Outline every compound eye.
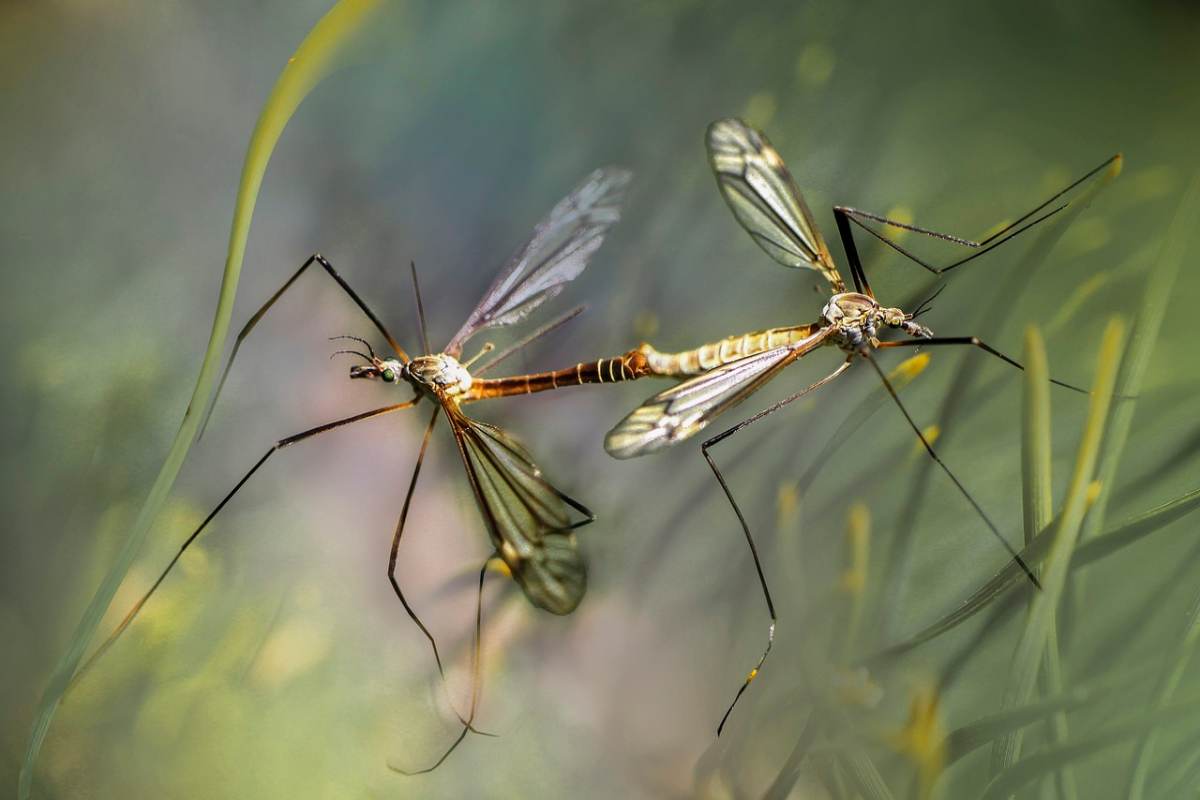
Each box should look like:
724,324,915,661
381,368,396,383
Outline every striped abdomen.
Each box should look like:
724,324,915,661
636,323,823,377
465,349,653,401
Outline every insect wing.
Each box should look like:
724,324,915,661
445,167,632,356
446,405,587,615
707,118,845,292
605,328,831,458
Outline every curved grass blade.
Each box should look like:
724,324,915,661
979,688,1200,800
879,162,1118,636
869,482,1200,664
1124,589,1200,798
18,3,390,796
940,659,1151,765
1019,324,1077,798
988,317,1125,779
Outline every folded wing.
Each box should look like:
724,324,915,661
445,405,588,615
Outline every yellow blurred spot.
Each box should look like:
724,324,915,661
881,205,915,244
488,557,512,578
1131,164,1175,201
1109,152,1124,178
742,91,777,128
747,667,759,682
795,42,835,87
891,353,930,387
834,666,883,709
912,424,940,457
633,309,660,340
1041,165,1073,197
1063,217,1111,256
776,481,799,529
250,617,332,688
1086,480,1103,506
887,682,945,800
840,504,870,596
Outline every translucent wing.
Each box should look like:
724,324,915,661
707,118,846,292
445,167,633,356
605,327,833,459
444,404,588,615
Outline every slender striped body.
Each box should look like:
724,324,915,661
465,349,652,401
636,323,824,377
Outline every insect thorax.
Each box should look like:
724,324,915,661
405,354,473,396
821,292,912,349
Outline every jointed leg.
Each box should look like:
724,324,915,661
877,336,1088,394
70,397,419,689
200,253,408,435
701,358,853,735
388,406,447,676
860,352,1041,588
832,154,1120,282
391,556,493,775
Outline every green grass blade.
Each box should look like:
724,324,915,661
1021,325,1053,549
1081,172,1200,544
1019,324,1078,798
17,3,390,797
1125,590,1200,798
867,481,1200,665
879,163,1119,637
979,688,1200,800
988,317,1125,782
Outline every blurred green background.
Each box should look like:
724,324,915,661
4,0,1200,797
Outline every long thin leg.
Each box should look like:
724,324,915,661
70,397,420,688
701,358,853,736
199,253,408,436
877,336,1088,394
860,351,1041,588
832,154,1120,280
391,556,493,775
388,406,446,675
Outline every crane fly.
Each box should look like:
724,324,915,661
75,167,659,773
606,118,1120,733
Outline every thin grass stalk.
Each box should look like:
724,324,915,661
987,317,1125,787
17,3,391,796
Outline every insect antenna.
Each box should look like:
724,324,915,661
911,284,947,319
329,349,372,362
861,352,1042,589
329,334,376,359
410,260,432,355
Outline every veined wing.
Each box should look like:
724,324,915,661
707,118,846,292
445,167,633,357
444,403,588,615
605,327,833,459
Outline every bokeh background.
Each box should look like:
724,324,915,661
4,1,1200,797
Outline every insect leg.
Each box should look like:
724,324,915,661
860,351,1041,588
70,397,420,689
390,556,494,775
387,406,448,674
702,358,853,736
877,337,1087,394
832,154,1120,279
199,253,408,436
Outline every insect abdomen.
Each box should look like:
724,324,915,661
638,324,820,377
466,349,653,400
